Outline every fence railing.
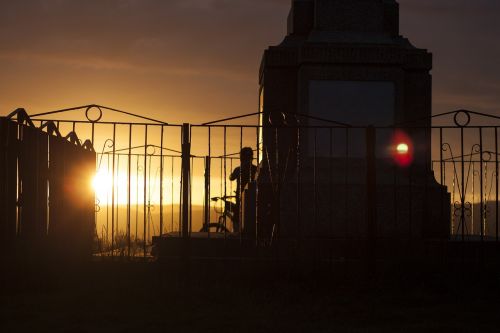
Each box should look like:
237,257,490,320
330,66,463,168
4,106,500,260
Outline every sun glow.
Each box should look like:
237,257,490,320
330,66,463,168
91,168,211,206
390,130,414,167
92,169,129,203
396,143,409,154
92,170,112,194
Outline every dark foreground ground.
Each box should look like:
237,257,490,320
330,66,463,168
1,259,500,333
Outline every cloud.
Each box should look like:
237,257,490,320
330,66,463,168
0,0,499,120
0,50,255,83
398,0,500,114
0,0,290,77
0,0,291,120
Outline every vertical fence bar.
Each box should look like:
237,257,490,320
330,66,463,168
366,126,377,274
111,124,116,258
256,126,260,243
106,154,110,248
171,156,174,234
438,127,446,240
220,157,223,225
91,123,95,147
460,127,465,242
345,128,349,241
160,126,164,236
127,125,132,257
91,121,96,248
479,128,484,242
229,158,233,228
116,155,120,252
189,156,193,236
16,123,23,239
496,127,499,242
204,156,211,235
179,156,182,238
296,126,301,246
273,126,279,241
472,162,475,235
393,153,398,233
223,126,227,236
239,127,243,237
408,163,413,239
181,123,191,239
135,155,139,244
16,122,21,238
143,125,148,257
439,129,444,185
181,123,191,286
313,128,317,239
147,153,152,244
329,128,333,238
452,165,456,237
207,127,211,237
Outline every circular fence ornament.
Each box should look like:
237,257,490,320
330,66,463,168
146,145,156,156
453,110,471,127
453,201,472,218
85,105,103,123
483,151,492,162
284,113,299,126
268,112,286,126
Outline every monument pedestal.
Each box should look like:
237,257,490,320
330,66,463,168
278,161,450,240
257,0,450,245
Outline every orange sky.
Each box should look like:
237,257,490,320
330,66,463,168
1,0,499,125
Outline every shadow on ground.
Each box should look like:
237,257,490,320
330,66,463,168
1,259,500,333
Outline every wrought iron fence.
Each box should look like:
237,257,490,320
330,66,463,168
4,105,500,261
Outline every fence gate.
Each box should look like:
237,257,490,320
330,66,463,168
0,109,95,260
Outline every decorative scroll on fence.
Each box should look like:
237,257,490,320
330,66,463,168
0,109,95,259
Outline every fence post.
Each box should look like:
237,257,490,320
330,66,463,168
181,123,191,239
366,126,377,277
204,156,211,234
180,123,191,287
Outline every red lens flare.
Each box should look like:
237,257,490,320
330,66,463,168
391,130,413,167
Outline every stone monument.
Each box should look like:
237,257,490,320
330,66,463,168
257,0,450,250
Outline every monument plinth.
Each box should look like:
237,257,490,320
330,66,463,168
258,0,450,244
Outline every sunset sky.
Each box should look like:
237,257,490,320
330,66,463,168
1,0,499,125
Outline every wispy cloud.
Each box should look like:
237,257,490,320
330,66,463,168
0,50,255,83
0,0,499,120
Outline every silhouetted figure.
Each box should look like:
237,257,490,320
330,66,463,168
229,147,257,232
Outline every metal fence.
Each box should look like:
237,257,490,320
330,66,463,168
11,105,500,261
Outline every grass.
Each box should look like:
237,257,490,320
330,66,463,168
1,261,500,332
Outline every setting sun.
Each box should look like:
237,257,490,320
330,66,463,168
92,170,112,195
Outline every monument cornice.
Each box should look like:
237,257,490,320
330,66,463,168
262,44,432,71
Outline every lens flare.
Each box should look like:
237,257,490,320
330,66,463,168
396,143,409,154
391,131,413,167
